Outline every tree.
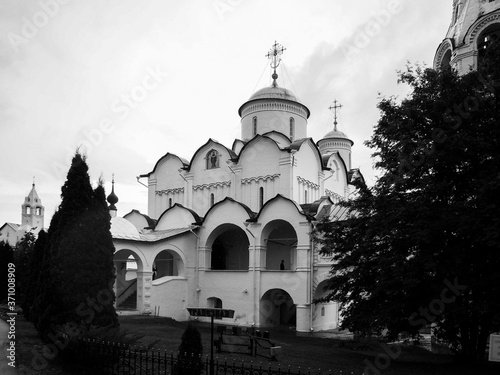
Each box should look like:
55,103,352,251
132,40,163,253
35,152,118,340
14,231,36,315
314,43,500,362
0,241,14,302
22,230,47,321
178,323,203,375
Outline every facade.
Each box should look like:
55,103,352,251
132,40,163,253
434,0,500,74
110,43,364,332
0,183,45,247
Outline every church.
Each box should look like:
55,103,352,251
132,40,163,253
0,182,45,247
109,42,364,333
109,0,500,332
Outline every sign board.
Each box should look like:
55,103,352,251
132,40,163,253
489,334,500,362
187,307,235,319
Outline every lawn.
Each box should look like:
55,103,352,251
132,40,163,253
12,313,500,375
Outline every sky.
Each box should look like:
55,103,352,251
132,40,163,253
0,0,453,227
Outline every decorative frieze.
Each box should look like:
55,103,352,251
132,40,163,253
241,174,280,184
297,176,319,189
156,188,184,195
192,181,231,190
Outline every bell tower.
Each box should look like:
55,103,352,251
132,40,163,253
434,0,500,74
21,179,44,230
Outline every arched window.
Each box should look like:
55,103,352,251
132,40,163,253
304,190,308,204
26,207,31,215
35,207,41,215
210,193,215,207
207,149,219,169
478,24,500,61
289,117,295,140
259,187,264,209
253,116,257,136
168,198,172,208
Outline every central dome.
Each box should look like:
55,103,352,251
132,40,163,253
248,85,299,102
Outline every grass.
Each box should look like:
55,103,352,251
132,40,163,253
10,312,500,375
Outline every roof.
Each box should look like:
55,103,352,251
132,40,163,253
0,223,19,231
248,85,298,102
110,217,193,242
238,83,311,118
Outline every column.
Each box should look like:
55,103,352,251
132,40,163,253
296,304,311,332
136,271,153,315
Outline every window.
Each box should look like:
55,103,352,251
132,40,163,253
168,198,172,208
478,24,500,60
35,207,41,215
206,149,219,169
253,116,257,136
210,193,215,207
259,187,264,209
304,190,308,204
289,118,295,140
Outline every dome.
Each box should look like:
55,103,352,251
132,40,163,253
323,128,351,141
248,85,299,102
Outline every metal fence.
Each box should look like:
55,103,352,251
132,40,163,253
73,339,331,375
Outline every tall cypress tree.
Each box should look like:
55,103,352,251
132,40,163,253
21,230,47,321
36,152,118,340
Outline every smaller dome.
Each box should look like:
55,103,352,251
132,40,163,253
248,85,298,102
107,190,118,206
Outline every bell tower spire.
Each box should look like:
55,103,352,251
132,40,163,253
21,179,44,230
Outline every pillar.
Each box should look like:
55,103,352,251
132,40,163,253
296,304,311,332
136,271,153,315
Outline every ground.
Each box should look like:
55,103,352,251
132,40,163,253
8,309,500,375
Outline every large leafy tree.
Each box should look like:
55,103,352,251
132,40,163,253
35,152,118,340
315,42,500,362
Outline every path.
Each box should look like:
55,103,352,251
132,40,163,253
0,317,18,375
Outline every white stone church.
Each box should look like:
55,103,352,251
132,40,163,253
109,42,365,333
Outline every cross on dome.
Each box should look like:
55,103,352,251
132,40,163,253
328,100,343,131
266,41,286,87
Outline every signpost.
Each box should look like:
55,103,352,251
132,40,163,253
186,308,235,375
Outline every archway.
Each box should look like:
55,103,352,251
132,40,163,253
312,280,339,331
478,23,500,61
260,289,296,327
153,250,184,280
262,220,297,270
208,224,249,270
114,249,142,310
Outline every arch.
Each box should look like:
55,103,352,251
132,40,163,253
207,297,222,309
260,289,296,327
477,22,500,60
114,248,144,310
467,12,500,46
261,219,298,270
206,223,250,270
312,279,339,331
434,39,454,71
152,249,185,280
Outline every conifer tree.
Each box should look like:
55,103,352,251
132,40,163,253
22,230,47,321
36,152,118,340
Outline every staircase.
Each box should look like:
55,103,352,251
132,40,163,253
117,291,137,310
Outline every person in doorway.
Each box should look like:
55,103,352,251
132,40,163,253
280,260,285,270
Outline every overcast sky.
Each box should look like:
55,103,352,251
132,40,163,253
0,0,453,227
